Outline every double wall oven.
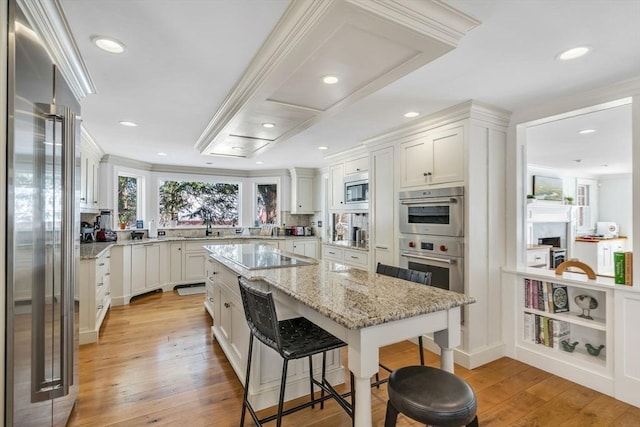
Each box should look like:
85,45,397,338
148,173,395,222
398,187,464,295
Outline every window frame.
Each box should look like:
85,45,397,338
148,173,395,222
116,171,145,229
255,180,280,226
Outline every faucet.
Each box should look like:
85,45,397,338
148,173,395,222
205,221,212,236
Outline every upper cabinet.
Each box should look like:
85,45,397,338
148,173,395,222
329,163,345,210
399,124,464,188
344,156,368,175
80,127,103,213
289,167,315,214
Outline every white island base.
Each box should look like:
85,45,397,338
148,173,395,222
206,257,344,411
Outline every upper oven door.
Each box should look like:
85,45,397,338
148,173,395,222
399,195,463,236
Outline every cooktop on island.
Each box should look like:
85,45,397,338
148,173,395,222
209,243,315,270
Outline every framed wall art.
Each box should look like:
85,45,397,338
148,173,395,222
533,175,563,201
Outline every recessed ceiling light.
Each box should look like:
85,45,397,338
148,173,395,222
119,121,138,127
232,146,243,151
404,111,420,118
91,35,126,54
318,146,329,150
322,75,339,85
578,129,596,134
556,46,590,61
157,152,167,156
255,161,264,165
573,159,582,163
262,123,275,128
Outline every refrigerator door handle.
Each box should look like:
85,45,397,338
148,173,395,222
31,103,75,402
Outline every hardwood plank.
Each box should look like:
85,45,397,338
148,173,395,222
68,290,639,427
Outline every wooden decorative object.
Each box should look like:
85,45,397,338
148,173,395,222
555,260,596,279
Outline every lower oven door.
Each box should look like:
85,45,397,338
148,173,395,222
399,251,464,294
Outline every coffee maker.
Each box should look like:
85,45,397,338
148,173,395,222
96,209,117,242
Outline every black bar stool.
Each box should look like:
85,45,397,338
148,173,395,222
374,263,431,387
384,365,478,427
238,277,353,426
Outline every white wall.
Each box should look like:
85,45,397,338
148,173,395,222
599,174,633,248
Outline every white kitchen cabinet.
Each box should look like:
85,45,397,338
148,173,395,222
184,241,212,282
131,243,163,294
79,249,111,344
322,244,369,270
329,163,345,210
289,168,315,214
344,156,368,175
371,146,395,267
573,239,626,276
284,238,318,258
169,242,183,282
209,258,343,411
79,134,102,212
526,247,550,268
399,124,464,188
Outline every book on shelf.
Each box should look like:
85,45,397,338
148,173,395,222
614,252,625,284
550,283,569,313
625,251,633,285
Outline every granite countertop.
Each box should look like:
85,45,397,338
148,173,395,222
575,236,627,242
205,243,475,330
324,240,369,252
79,235,320,259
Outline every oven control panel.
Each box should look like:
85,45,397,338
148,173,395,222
400,234,463,257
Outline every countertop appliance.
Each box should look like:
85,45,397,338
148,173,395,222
596,222,619,238
98,209,114,231
291,226,305,236
344,172,369,210
6,4,80,424
81,221,96,242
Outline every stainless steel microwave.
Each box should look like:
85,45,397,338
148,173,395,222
344,173,369,210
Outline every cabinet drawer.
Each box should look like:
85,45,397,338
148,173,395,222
323,246,344,262
526,249,549,267
343,249,368,267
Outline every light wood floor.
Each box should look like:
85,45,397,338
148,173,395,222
68,290,640,426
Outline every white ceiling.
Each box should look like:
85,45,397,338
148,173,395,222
59,0,640,173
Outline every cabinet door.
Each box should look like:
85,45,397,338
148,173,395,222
399,135,431,188
169,243,183,282
430,125,464,184
330,164,345,209
185,252,207,282
229,300,249,368
91,158,100,207
372,147,394,266
145,244,161,288
344,156,368,175
292,176,314,214
79,151,88,209
130,245,147,292
303,241,317,258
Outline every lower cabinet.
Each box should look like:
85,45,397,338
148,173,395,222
322,244,369,270
79,249,111,344
208,259,343,411
131,243,165,295
282,238,318,258
573,239,626,276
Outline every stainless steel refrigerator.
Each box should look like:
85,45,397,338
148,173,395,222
6,1,80,425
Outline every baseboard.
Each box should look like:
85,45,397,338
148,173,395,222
420,337,506,369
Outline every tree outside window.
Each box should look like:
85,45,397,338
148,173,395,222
118,175,138,227
158,180,239,226
256,184,278,225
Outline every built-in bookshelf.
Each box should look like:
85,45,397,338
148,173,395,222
513,270,614,395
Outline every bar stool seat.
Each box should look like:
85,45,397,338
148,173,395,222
385,365,478,427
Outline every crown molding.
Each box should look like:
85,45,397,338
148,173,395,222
17,0,95,99
80,125,104,157
363,100,511,147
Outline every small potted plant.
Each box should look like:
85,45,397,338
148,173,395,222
564,196,574,205
118,215,127,230
526,194,536,204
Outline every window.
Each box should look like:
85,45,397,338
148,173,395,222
576,183,590,229
256,183,278,225
158,180,239,226
118,175,140,228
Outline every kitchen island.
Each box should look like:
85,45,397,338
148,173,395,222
205,243,475,426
